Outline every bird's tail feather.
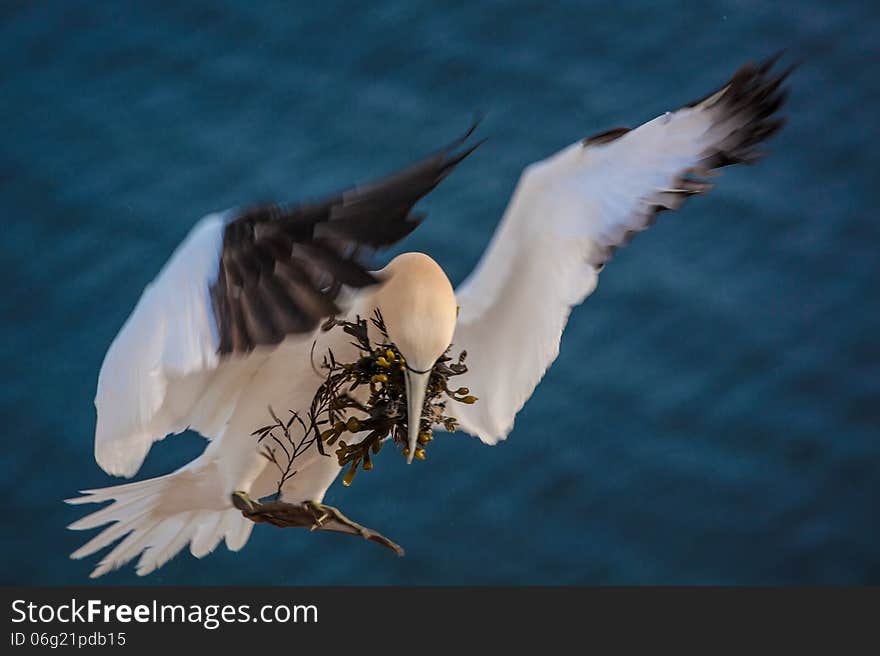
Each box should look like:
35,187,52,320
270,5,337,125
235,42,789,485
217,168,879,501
66,459,253,578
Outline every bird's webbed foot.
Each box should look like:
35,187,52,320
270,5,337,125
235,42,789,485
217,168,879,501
231,493,404,555
303,500,370,538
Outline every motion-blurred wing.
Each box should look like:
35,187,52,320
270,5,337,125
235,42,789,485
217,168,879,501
449,56,790,444
94,133,476,478
211,129,479,354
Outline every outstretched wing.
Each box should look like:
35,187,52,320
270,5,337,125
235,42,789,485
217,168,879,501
449,56,790,444
211,128,480,354
94,131,477,478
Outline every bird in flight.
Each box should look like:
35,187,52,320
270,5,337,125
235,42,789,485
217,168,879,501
68,56,790,578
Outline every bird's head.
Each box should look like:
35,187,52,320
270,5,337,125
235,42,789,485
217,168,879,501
370,252,457,463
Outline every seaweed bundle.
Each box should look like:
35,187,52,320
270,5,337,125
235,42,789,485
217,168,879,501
253,309,477,497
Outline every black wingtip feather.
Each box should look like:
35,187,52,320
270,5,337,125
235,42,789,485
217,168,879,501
696,53,792,169
589,53,792,273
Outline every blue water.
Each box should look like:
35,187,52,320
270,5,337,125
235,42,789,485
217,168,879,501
1,1,877,585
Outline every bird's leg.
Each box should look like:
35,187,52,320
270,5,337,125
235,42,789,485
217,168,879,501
303,500,372,537
231,490,258,513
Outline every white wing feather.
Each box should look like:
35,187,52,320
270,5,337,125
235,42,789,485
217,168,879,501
94,214,226,477
450,60,788,444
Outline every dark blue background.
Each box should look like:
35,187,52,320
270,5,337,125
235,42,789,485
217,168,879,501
1,1,877,584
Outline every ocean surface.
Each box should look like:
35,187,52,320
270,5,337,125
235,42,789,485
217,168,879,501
1,1,877,585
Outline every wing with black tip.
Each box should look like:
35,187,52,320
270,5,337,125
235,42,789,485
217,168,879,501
451,56,791,444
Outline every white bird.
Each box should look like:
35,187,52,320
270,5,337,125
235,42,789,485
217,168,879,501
68,56,790,577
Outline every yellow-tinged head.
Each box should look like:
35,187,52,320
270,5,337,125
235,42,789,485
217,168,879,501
368,252,457,462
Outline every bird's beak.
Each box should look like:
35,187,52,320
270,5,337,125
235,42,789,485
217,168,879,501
404,369,431,464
